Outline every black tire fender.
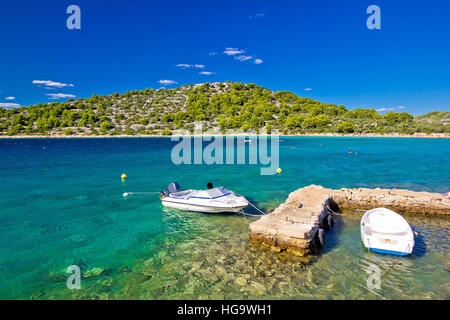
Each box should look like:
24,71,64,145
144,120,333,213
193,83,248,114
327,215,334,228
318,228,325,247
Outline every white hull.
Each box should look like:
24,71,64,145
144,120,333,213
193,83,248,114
162,199,247,213
161,186,249,213
361,208,415,255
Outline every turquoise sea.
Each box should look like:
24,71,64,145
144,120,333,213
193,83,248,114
0,137,449,299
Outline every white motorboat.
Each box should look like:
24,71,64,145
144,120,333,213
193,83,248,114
238,138,252,144
360,207,415,256
160,182,249,213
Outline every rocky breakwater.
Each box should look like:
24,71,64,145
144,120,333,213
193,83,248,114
332,187,450,215
249,185,450,256
249,185,338,256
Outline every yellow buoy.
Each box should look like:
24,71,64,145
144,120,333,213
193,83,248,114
277,168,282,174
121,173,127,179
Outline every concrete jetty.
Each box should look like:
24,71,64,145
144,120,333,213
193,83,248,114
249,185,450,256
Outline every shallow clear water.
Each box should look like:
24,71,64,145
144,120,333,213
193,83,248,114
0,137,449,299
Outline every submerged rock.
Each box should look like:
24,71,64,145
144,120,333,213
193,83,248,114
249,281,266,294
271,245,281,252
234,277,248,287
83,267,105,278
47,271,67,283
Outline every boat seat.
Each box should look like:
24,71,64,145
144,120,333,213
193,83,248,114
170,190,193,198
370,226,409,236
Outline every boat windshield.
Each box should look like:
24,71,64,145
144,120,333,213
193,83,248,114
169,187,232,200
190,187,231,199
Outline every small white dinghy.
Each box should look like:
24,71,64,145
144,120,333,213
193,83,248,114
160,182,249,213
360,208,415,256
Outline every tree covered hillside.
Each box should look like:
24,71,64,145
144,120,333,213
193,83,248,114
0,82,449,136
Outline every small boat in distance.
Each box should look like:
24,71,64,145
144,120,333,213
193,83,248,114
361,208,415,256
238,138,252,144
160,182,249,213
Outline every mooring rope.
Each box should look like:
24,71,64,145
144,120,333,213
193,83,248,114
324,203,343,216
123,192,160,197
247,201,269,216
238,209,250,233
379,246,409,278
324,202,366,216
240,211,266,217
356,243,410,300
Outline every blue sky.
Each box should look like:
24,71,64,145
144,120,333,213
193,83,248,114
0,0,449,115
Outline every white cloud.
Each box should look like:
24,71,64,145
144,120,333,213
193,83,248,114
222,48,263,65
32,80,74,88
0,102,21,108
5,96,15,100
199,71,214,75
376,106,406,112
175,64,192,68
223,47,246,56
304,88,312,91
235,55,253,62
175,64,205,69
46,93,76,100
158,79,177,85
208,52,218,56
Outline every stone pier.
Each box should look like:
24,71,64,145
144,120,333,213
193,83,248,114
249,185,450,256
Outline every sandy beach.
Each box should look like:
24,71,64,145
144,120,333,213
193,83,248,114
0,132,448,139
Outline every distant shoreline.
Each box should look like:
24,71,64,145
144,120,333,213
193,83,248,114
0,133,449,139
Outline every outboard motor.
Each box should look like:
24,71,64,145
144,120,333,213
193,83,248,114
168,181,180,194
161,190,169,197
159,190,169,200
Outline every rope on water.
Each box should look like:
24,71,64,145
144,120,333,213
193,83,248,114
355,243,410,300
379,247,408,278
123,192,160,197
324,203,343,216
324,200,365,216
237,200,271,218
240,211,266,217
238,209,250,233
247,201,269,216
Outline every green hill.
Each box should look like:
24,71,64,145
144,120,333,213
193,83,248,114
1,82,449,136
